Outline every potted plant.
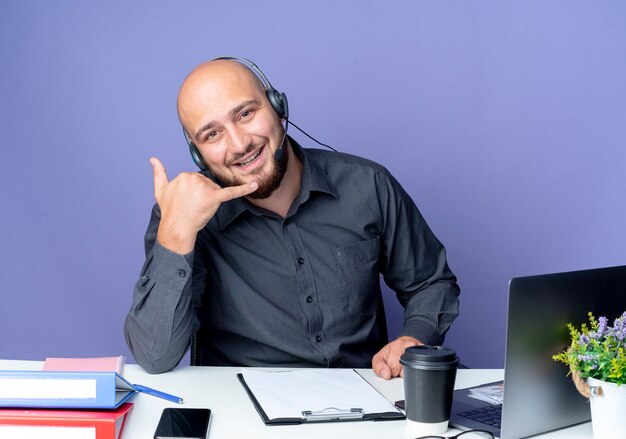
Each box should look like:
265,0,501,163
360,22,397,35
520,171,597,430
553,311,626,437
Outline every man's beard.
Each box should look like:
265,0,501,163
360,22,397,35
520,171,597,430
209,140,289,200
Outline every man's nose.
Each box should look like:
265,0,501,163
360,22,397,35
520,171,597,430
227,125,251,154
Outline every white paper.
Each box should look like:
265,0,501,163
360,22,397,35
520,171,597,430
0,425,96,439
241,369,400,420
0,378,96,399
467,383,504,405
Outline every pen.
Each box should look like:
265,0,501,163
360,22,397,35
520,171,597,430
133,384,184,404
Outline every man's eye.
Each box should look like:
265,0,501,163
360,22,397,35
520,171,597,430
205,131,218,141
241,109,253,119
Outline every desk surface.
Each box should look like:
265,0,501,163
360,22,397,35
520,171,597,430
0,360,592,439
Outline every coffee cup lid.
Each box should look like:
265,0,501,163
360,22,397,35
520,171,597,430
400,345,459,370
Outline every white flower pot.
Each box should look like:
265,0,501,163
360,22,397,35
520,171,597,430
588,377,626,438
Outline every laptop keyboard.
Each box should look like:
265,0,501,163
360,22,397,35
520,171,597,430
458,404,502,428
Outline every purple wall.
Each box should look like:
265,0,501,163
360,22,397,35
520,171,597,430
1,1,625,368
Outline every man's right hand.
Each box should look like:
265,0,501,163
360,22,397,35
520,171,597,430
151,157,258,254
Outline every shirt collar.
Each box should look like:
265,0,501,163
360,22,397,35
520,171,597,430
215,136,337,231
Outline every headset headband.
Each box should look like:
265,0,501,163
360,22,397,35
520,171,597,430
213,56,274,93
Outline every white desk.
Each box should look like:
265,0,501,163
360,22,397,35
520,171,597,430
0,360,592,439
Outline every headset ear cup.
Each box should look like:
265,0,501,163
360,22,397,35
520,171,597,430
267,88,289,119
183,128,208,171
278,91,289,119
190,145,207,171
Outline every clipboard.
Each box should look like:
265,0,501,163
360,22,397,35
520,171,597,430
237,369,405,425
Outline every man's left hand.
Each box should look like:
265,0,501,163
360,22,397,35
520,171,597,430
372,336,422,380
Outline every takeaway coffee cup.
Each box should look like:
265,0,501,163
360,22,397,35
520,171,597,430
400,345,459,436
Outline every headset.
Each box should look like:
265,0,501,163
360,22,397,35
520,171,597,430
182,56,290,171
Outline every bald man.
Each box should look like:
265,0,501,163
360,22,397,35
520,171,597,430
124,59,460,378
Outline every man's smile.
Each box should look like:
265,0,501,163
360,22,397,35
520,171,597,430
233,145,266,172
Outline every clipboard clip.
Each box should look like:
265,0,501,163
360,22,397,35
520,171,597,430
302,407,364,421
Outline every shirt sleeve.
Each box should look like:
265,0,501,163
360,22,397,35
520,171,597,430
123,204,206,374
376,169,460,345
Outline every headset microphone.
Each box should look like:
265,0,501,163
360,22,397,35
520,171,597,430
273,118,289,162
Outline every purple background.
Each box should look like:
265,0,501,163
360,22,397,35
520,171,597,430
1,1,625,368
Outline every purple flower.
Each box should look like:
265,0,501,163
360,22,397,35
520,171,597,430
618,327,626,342
611,315,626,341
597,316,608,336
577,353,597,363
578,334,590,345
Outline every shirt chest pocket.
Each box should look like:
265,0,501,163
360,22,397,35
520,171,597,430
333,236,381,289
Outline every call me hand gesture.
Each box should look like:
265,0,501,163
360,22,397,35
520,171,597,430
151,157,258,254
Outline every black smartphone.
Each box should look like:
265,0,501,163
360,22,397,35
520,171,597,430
154,408,212,439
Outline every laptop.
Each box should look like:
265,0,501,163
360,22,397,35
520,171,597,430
449,265,626,439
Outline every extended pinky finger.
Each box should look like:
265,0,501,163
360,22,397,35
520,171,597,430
218,181,259,201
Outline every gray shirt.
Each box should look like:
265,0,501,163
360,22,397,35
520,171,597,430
124,140,460,373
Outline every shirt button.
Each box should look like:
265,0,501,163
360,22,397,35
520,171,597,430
178,269,186,278
315,335,322,342
297,257,305,265
284,220,290,225
306,296,313,303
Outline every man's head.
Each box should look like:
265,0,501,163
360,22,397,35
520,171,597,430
177,59,288,199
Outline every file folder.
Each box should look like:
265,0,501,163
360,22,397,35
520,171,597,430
0,402,133,439
237,369,405,425
42,356,125,374
0,370,138,409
